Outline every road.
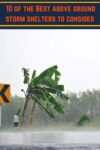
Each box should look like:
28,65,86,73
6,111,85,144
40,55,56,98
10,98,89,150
0,131,100,149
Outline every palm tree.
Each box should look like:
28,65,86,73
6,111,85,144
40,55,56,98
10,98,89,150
76,114,90,126
20,65,68,127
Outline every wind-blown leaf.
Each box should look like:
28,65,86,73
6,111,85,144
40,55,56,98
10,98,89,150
55,85,64,91
76,114,90,126
30,87,64,114
31,65,61,86
55,76,60,83
22,68,30,84
42,89,65,113
31,70,36,81
60,93,68,100
44,87,68,101
31,94,54,118
44,85,64,94
49,96,64,113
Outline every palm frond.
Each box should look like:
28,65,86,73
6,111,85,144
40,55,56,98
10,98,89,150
22,68,30,84
31,65,61,86
31,94,54,118
31,70,36,81
41,88,65,113
76,114,90,126
44,87,68,100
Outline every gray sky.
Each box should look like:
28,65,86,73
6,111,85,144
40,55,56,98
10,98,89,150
0,30,100,96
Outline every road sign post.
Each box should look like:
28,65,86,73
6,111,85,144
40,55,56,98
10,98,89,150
0,105,1,127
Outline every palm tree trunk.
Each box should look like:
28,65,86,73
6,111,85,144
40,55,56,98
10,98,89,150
29,101,36,127
20,96,30,127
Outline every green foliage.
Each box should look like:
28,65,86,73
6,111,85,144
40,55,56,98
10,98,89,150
30,65,61,87
31,94,54,118
16,109,21,116
2,89,100,129
76,114,90,126
22,68,30,84
22,65,68,119
31,70,36,81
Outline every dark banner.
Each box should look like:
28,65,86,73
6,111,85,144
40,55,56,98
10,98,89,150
0,1,100,29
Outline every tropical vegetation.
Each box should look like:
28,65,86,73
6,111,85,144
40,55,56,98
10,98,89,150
20,65,68,127
2,89,100,129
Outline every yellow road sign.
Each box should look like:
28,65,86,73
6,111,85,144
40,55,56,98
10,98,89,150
0,84,11,104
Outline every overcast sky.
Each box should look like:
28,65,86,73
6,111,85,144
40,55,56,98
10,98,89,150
0,30,100,96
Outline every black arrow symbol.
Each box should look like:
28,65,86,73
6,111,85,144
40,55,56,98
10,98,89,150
0,85,9,103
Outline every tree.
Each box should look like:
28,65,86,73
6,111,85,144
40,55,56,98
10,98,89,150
76,114,90,126
20,65,68,127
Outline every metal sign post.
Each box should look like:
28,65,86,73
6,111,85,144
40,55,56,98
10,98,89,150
0,105,1,127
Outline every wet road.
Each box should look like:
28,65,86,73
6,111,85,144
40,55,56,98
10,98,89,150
0,131,100,149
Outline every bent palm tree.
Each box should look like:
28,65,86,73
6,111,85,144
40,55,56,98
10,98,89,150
76,114,90,126
20,65,68,127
